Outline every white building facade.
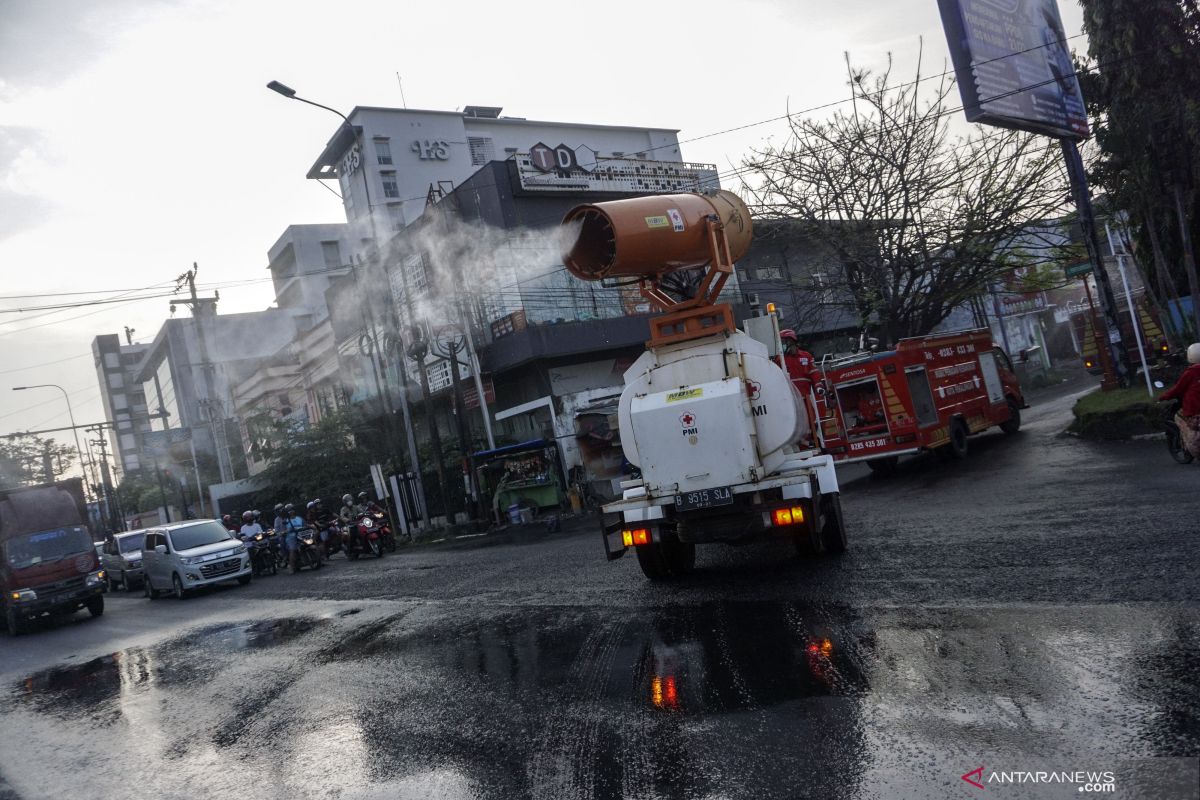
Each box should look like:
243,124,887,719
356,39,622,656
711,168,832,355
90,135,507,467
306,105,688,248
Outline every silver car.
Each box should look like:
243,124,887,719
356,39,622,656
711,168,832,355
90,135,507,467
100,531,147,592
141,520,251,600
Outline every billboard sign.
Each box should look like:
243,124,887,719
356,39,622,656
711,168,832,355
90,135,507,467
937,0,1089,139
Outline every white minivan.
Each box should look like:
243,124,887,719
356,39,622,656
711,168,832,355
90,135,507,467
141,520,251,599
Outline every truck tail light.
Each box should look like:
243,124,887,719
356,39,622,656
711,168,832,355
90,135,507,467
771,507,805,527
622,528,650,546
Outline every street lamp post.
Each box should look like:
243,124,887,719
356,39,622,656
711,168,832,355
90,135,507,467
12,384,87,487
266,80,427,525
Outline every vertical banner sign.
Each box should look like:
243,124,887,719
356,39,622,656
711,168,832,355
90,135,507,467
937,0,1089,140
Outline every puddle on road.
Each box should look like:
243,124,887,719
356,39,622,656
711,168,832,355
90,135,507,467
8,616,328,719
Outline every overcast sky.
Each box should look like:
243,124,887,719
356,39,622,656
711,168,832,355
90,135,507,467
0,0,1086,478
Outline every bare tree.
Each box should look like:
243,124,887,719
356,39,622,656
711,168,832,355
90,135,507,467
741,53,1071,343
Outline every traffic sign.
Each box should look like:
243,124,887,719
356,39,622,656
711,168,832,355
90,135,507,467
1064,260,1093,278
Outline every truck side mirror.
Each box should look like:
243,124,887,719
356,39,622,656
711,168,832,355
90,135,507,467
154,544,167,555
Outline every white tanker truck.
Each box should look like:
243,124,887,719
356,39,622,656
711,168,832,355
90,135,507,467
561,190,846,580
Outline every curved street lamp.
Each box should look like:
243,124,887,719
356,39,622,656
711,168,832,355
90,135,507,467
12,384,86,483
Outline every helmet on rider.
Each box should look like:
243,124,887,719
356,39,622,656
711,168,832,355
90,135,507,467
284,503,294,513
306,500,317,511
242,510,254,522
274,503,284,514
1188,342,1200,364
342,493,354,506
357,492,369,502
779,329,798,343
222,514,232,525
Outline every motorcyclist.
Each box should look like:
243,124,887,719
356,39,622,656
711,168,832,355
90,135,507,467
1158,342,1200,458
282,503,305,573
306,499,338,560
357,491,384,515
238,511,266,573
338,493,363,552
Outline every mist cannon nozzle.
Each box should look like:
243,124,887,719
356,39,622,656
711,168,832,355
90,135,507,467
561,190,752,283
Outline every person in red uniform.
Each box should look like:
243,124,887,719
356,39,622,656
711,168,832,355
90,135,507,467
1159,343,1200,457
780,329,815,395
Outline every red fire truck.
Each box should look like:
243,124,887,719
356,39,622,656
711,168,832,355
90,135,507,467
802,330,1026,472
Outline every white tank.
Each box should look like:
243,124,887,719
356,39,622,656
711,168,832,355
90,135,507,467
618,330,809,495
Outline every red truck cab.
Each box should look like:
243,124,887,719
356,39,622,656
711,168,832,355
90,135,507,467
1,478,105,635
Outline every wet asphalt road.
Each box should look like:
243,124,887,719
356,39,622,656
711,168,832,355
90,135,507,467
2,379,1199,800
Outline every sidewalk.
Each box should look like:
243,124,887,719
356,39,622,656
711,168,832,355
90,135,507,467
405,509,597,553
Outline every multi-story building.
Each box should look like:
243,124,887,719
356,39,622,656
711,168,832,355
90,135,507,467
133,305,301,482
268,223,355,322
91,334,152,476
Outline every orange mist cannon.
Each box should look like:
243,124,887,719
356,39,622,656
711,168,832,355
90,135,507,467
562,190,752,346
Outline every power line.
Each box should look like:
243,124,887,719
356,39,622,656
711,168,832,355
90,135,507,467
0,351,92,376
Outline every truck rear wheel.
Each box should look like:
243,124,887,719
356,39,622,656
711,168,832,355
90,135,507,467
819,493,847,554
87,596,104,617
635,535,695,581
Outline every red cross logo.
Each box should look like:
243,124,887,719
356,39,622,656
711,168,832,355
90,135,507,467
680,412,696,427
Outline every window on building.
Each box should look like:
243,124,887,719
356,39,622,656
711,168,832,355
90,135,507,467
381,172,400,199
322,241,342,268
388,204,405,232
468,137,495,166
108,372,124,389
120,434,136,452
756,266,783,281
374,139,393,165
104,352,120,369
112,393,128,411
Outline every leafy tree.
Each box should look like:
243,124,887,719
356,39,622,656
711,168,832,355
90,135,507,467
0,434,76,489
1078,0,1200,338
742,55,1071,343
248,409,388,510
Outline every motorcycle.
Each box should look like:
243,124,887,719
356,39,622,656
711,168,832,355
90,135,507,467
294,528,323,571
1162,398,1194,464
311,519,343,559
345,514,385,559
368,510,399,552
248,532,277,576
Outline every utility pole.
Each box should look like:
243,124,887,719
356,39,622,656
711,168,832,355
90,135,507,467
457,296,495,451
433,331,474,519
88,428,117,534
1060,140,1130,388
406,329,447,513
174,264,232,484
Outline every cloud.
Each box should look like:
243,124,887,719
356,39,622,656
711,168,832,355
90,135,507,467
0,126,55,241
0,0,185,96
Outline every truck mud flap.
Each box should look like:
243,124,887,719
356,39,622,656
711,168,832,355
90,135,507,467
600,511,627,561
